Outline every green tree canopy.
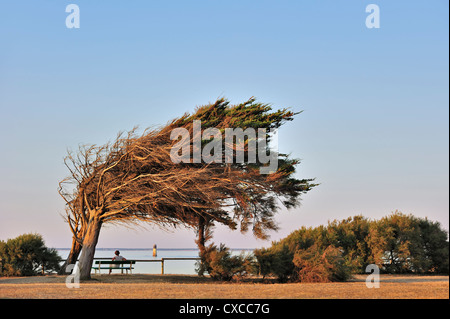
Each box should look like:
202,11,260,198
0,233,61,276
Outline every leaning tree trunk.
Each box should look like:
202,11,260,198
58,238,82,275
78,216,103,280
195,215,208,276
196,215,207,256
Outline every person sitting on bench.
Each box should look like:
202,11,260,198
109,250,126,274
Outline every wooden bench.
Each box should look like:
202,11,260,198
92,260,136,274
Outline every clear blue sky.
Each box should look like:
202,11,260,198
0,1,448,249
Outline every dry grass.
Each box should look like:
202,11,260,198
0,274,448,299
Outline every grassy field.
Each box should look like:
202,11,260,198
0,274,448,299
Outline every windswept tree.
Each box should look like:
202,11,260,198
59,97,316,280
168,98,316,255
60,127,242,279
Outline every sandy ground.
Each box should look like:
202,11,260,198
0,274,448,299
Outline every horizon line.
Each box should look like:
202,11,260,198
54,247,256,250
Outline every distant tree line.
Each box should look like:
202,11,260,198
252,212,449,282
197,212,449,282
0,233,61,276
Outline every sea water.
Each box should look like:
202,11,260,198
56,248,253,275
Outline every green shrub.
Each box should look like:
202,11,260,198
254,244,294,282
0,233,61,276
415,217,449,274
254,243,351,283
196,243,255,281
292,244,352,282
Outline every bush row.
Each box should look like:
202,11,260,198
197,212,449,282
0,233,61,276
